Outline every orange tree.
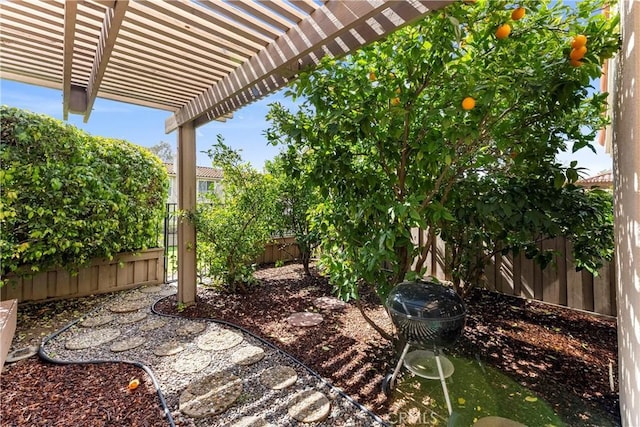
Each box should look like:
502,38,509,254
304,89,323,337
265,0,619,320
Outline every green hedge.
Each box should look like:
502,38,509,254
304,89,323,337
0,106,168,279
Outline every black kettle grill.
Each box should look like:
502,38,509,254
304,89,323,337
383,280,466,415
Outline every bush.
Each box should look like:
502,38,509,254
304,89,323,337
0,106,168,280
192,139,278,292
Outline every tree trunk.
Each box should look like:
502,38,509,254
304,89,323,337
354,298,394,341
301,251,312,276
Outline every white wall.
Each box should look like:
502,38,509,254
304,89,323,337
612,1,640,425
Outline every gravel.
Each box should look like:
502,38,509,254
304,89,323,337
39,284,387,427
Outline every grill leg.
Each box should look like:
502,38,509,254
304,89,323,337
390,342,411,389
435,351,453,415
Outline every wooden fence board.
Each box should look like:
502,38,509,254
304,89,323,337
133,260,147,284
485,256,497,292
581,270,595,312
594,262,613,316
412,232,614,316
565,240,583,310
513,252,522,296
556,237,568,306
542,239,560,304
56,270,71,298
1,249,164,303
519,252,535,299
500,252,515,296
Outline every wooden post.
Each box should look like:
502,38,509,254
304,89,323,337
177,121,197,305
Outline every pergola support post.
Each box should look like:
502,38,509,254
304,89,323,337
612,1,639,425
177,121,197,305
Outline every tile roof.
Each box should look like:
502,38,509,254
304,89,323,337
164,163,223,180
576,171,613,188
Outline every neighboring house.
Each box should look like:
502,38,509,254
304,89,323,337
576,170,613,190
164,163,223,203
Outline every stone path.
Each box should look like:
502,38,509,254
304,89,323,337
39,283,386,427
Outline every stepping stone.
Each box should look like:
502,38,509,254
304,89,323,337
6,346,39,363
65,328,121,350
313,296,348,311
153,340,185,356
179,372,243,418
158,288,177,296
287,390,331,423
110,336,146,352
176,322,206,336
108,300,148,313
196,329,243,351
260,366,297,390
174,350,211,374
79,314,114,328
286,312,323,327
139,285,164,293
117,311,148,324
122,291,147,301
231,345,265,366
230,416,274,427
140,318,167,331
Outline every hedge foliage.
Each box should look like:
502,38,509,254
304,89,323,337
0,106,168,279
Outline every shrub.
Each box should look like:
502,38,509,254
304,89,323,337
192,139,278,292
0,106,168,280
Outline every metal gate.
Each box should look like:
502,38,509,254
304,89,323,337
163,203,178,283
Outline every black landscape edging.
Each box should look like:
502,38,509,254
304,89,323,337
38,298,176,427
151,295,391,427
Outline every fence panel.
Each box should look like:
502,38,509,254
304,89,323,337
1,249,164,303
420,231,615,316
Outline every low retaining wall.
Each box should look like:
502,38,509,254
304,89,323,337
0,248,164,303
0,299,17,372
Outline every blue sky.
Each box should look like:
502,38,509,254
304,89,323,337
1,79,612,175
0,79,287,170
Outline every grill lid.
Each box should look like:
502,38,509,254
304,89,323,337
386,280,466,320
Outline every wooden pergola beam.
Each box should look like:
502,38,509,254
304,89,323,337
83,0,128,122
166,0,451,132
62,1,77,120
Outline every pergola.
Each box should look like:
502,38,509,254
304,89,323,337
0,1,637,424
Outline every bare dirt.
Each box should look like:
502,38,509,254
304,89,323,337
1,263,619,426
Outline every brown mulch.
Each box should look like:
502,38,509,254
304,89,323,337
0,263,620,426
1,359,166,426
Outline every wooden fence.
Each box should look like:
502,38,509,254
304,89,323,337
256,236,301,264
412,229,616,317
1,248,164,303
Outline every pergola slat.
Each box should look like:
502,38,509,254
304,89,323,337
227,1,294,32
128,1,263,58
168,0,440,132
83,0,128,122
196,0,281,39
0,0,450,124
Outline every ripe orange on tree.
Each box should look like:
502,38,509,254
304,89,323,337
495,24,511,40
570,59,584,67
391,97,401,106
571,34,587,49
570,46,587,60
511,7,526,21
369,72,376,81
462,97,475,110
